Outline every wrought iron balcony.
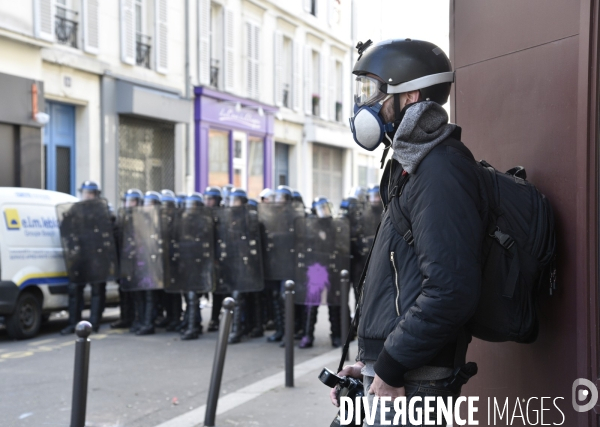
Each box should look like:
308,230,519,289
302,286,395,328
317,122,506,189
136,34,152,69
55,6,78,48
210,58,220,88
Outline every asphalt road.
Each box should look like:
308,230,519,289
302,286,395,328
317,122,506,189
0,303,346,427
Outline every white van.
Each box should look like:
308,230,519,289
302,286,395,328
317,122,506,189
0,188,118,339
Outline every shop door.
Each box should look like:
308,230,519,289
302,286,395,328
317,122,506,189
44,102,76,195
312,143,343,211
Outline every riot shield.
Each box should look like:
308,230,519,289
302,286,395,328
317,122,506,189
214,206,264,293
119,205,166,291
164,206,216,293
294,217,350,306
160,206,179,291
56,199,118,285
258,203,304,281
350,202,382,284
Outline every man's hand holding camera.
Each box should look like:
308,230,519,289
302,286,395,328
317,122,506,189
330,362,365,407
368,375,405,399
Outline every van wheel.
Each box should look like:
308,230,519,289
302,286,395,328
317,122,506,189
6,292,42,340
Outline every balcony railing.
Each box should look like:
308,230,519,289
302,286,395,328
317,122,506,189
55,6,78,48
282,83,290,108
136,34,152,69
210,58,220,88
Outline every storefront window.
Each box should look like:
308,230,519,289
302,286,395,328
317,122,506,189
248,136,264,198
208,129,230,187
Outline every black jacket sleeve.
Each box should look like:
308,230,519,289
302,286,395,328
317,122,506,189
374,147,483,387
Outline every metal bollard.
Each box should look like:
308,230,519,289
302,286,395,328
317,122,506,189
204,297,235,427
284,280,295,388
70,321,92,427
340,270,350,361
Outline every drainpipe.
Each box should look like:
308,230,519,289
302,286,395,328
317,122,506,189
184,0,191,189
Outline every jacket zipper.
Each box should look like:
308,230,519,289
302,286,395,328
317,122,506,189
390,251,400,316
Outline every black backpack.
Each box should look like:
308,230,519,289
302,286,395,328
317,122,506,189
389,139,556,344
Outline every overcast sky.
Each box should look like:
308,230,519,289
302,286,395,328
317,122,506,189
355,0,450,57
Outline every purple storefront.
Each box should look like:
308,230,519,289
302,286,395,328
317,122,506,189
194,86,278,198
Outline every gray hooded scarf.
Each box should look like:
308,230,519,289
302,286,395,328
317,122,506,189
391,101,456,174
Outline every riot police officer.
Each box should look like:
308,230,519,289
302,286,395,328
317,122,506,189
259,188,275,203
136,191,161,335
111,188,143,330
204,186,224,332
60,181,108,335
367,184,382,205
228,188,264,343
180,192,206,341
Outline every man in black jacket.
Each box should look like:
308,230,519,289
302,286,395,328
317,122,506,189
331,39,484,426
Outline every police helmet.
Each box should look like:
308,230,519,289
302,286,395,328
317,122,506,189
160,189,177,206
247,198,259,211
185,192,205,209
79,180,101,200
312,196,332,218
348,186,367,203
275,185,293,203
144,191,161,206
230,188,248,206
124,188,143,207
259,188,275,203
203,186,222,207
367,185,381,204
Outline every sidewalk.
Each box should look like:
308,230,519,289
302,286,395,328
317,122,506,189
155,341,359,427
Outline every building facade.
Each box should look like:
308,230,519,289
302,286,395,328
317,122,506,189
0,0,380,209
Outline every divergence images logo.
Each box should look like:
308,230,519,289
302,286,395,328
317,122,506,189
573,379,599,412
3,208,21,230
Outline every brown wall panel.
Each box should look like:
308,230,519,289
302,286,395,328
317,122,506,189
455,35,579,425
453,0,579,68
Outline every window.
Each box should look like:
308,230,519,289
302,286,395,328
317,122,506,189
208,130,230,188
233,136,246,188
313,144,343,210
275,143,289,186
335,60,343,122
282,36,293,108
304,0,317,16
55,0,79,48
135,0,151,68
209,3,223,88
248,137,264,198
312,50,320,116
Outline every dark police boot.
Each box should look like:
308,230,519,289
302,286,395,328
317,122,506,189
136,291,155,335
328,305,342,348
129,292,145,333
60,283,83,335
249,293,264,338
181,292,201,341
299,306,318,349
267,291,284,342
89,283,106,333
111,287,133,329
228,293,245,344
166,293,182,332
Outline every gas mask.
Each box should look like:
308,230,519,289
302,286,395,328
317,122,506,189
349,101,395,151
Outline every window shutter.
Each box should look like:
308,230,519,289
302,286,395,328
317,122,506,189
198,0,210,85
120,0,135,65
304,46,312,115
155,0,168,74
329,58,337,120
273,31,283,106
224,8,235,92
34,0,55,42
245,22,252,98
292,40,301,112
253,24,260,101
320,52,328,120
82,0,100,54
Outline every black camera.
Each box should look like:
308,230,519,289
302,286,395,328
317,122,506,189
319,368,364,427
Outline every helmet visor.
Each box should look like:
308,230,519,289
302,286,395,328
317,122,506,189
354,76,387,107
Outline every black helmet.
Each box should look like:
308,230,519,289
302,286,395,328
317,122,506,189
353,39,453,106
312,196,332,218
78,180,101,200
